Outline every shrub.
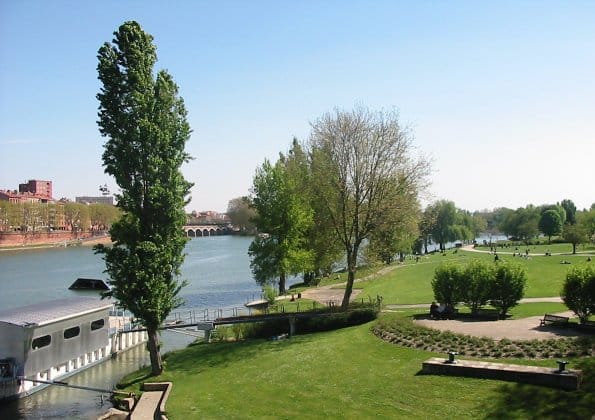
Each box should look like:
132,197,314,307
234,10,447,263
461,260,493,314
431,262,464,307
489,261,527,317
561,265,595,323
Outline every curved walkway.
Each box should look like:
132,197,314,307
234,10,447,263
299,258,586,341
413,311,583,341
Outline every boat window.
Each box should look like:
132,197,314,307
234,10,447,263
64,326,80,339
91,319,105,331
32,335,51,350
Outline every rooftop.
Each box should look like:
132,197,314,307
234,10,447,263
0,297,113,328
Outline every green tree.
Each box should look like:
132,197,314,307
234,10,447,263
249,156,314,294
226,196,257,234
539,209,563,243
470,212,488,238
561,265,595,324
419,204,438,254
560,199,577,225
562,224,588,254
432,262,463,307
499,206,539,242
95,21,192,375
426,201,472,250
489,261,527,318
309,106,430,308
577,209,595,242
286,138,343,284
540,204,566,225
368,193,420,264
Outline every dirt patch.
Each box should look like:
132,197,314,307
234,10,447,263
300,286,362,305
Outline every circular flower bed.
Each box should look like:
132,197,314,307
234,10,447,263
373,317,594,359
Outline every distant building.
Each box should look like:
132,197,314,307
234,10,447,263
18,180,52,200
0,190,43,204
75,196,114,206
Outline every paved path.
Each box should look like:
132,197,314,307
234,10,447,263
299,259,583,341
413,311,589,341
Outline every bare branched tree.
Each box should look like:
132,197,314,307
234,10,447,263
309,106,431,308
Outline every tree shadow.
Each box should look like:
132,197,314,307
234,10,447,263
482,357,595,419
162,334,317,375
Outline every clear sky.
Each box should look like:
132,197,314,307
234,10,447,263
1,1,594,213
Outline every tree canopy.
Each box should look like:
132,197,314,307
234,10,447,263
538,209,563,242
309,106,430,308
249,150,314,294
95,21,192,375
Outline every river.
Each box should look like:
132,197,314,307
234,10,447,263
0,235,270,419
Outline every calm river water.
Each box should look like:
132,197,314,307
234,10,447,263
0,235,271,419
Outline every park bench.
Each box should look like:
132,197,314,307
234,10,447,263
539,314,569,327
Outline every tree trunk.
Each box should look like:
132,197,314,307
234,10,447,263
341,248,358,310
279,271,286,295
572,243,576,254
147,327,163,376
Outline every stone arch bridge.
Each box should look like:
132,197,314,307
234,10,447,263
183,224,232,238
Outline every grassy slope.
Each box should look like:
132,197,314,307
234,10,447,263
123,315,593,419
117,247,595,418
126,322,501,419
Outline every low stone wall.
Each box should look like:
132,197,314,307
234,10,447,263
422,357,582,390
0,231,94,248
130,382,173,420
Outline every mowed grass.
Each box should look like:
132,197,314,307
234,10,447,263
121,315,594,419
475,241,595,255
356,249,593,304
118,247,595,419
122,321,501,419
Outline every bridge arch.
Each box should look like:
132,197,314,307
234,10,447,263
183,224,231,238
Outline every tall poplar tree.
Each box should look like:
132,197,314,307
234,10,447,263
95,21,192,375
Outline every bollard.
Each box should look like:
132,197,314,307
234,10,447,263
556,360,569,373
446,351,458,364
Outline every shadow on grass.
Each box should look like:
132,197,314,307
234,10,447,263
483,357,595,419
163,334,318,375
118,371,154,388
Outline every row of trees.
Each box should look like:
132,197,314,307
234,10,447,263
495,203,595,251
0,201,120,233
415,200,595,255
248,107,431,308
432,260,527,318
418,200,486,253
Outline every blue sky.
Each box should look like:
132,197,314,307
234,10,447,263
1,1,594,212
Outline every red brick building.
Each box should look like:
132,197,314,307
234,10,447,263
19,180,52,200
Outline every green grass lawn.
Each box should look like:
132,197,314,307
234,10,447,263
117,246,595,419
353,249,593,304
121,316,594,419
474,241,595,255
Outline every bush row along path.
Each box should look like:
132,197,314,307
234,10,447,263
300,252,586,341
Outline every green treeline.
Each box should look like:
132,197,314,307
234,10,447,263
0,201,120,232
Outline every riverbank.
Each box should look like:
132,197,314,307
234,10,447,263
0,232,112,251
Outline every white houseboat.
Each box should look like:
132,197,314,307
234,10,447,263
0,297,146,401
